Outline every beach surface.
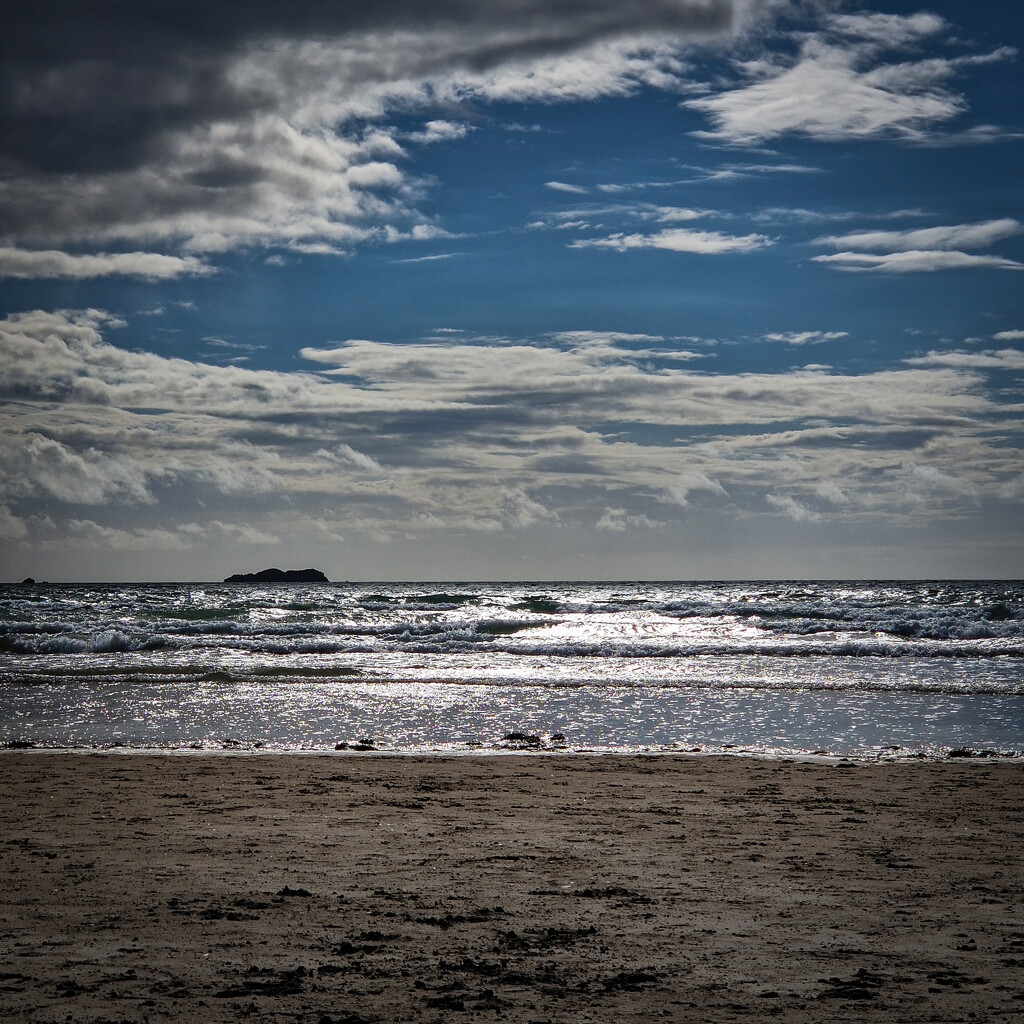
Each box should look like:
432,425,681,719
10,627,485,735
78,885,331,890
1,753,1022,1023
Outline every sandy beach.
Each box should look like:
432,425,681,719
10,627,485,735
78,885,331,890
1,753,1022,1023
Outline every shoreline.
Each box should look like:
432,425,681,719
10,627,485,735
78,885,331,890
2,742,1020,761
3,753,1022,1022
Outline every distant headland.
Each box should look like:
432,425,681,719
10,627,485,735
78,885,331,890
223,568,329,583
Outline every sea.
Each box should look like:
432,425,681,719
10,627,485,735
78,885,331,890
0,580,1021,759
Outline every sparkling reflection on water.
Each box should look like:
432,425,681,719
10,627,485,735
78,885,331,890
3,675,1022,756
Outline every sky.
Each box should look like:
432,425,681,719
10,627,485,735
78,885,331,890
0,0,1022,582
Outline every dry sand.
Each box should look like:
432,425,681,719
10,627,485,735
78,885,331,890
1,753,1022,1023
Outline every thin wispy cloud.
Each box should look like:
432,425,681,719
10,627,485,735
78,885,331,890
753,207,931,225
816,219,1022,252
546,181,589,195
812,218,1024,273
813,251,1024,272
571,227,771,254
391,252,463,264
678,162,823,183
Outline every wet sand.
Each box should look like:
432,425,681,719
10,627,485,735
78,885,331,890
1,753,1022,1023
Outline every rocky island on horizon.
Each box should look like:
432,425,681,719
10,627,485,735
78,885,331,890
223,568,329,583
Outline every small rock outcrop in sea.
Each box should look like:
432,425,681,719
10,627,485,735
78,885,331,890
21,577,35,585
503,731,543,748
335,738,376,751
223,567,329,583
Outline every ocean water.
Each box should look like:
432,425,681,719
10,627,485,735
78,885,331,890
0,580,1021,758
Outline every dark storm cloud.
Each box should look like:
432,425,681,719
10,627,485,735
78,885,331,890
0,0,739,177
0,0,769,259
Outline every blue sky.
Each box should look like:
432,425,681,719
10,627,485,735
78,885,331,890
1,0,1022,580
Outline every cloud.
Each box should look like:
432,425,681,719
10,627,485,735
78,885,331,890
0,1,1015,285
0,0,761,266
813,251,1024,273
918,123,1024,148
2,309,1021,555
903,349,1024,371
684,11,1016,145
322,443,387,473
0,248,213,280
571,226,771,254
3,2,749,174
904,461,973,496
596,507,660,531
754,206,930,225
738,161,821,174
667,472,727,507
546,181,588,195
0,432,157,506
525,201,713,235
993,330,1024,342
499,487,557,530
60,518,280,552
816,219,1022,252
826,12,947,48
407,120,473,144
391,252,463,264
682,161,823,183
654,207,704,222
762,330,848,346
208,521,281,546
812,218,1024,273
766,493,821,522
0,505,28,541
551,331,663,345
815,480,848,506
